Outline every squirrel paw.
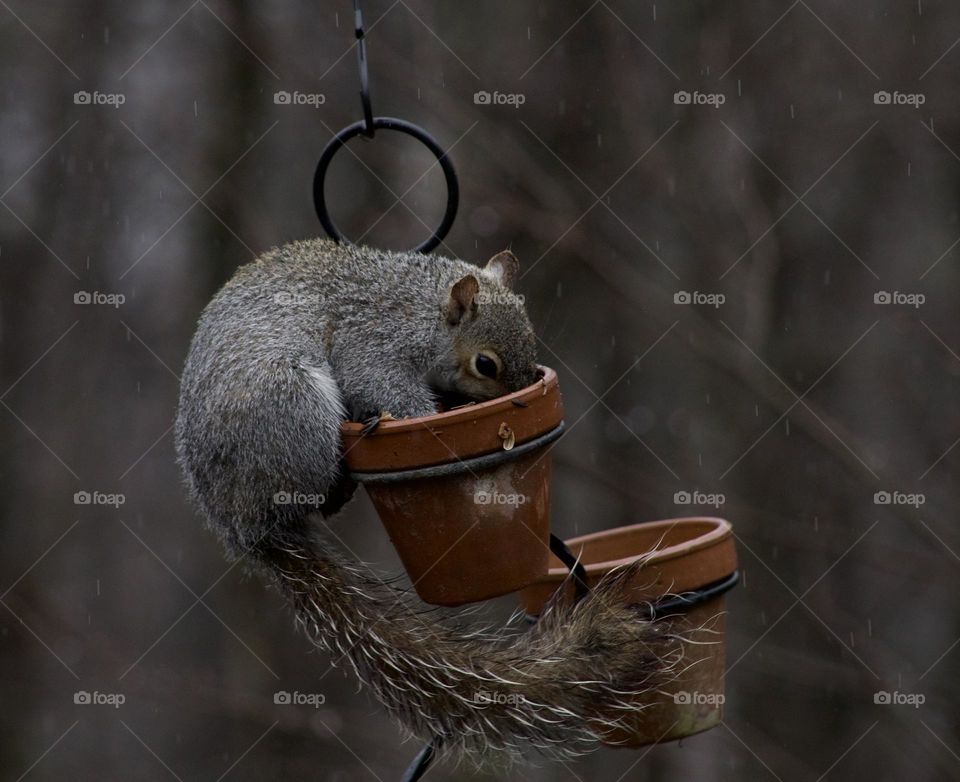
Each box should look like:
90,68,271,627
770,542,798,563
360,411,396,435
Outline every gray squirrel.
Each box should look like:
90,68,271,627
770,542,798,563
175,239,670,760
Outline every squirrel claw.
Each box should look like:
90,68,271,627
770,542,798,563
361,411,396,435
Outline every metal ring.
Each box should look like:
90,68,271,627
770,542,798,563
348,422,565,483
642,570,740,620
523,570,740,625
313,117,460,254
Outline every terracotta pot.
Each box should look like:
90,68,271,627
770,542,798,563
341,367,564,607
518,517,738,747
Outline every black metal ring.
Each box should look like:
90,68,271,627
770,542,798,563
524,570,740,625
641,570,740,620
313,117,460,254
348,422,564,483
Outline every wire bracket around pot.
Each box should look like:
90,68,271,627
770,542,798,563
347,422,565,483
640,570,740,621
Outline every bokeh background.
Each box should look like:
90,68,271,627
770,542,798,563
2,2,960,780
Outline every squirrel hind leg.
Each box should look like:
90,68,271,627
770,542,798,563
269,361,354,520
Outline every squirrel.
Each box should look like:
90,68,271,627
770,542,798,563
175,239,672,760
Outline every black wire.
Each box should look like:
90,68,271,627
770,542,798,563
400,740,437,782
549,533,591,601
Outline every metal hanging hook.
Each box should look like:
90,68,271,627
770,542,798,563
314,0,460,254
354,0,375,137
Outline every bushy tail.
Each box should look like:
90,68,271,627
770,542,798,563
266,537,684,760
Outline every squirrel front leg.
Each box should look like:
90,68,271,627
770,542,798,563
334,360,438,423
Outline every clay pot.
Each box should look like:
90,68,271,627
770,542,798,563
518,517,738,747
341,367,564,607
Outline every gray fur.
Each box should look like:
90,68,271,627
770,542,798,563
175,239,670,760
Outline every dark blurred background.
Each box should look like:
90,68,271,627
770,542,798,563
2,2,959,780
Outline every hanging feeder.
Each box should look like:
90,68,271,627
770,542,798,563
312,6,739,778
341,367,564,606
519,517,739,747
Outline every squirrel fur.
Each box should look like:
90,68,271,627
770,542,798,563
175,239,672,760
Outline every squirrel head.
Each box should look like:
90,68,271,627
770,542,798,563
432,250,538,402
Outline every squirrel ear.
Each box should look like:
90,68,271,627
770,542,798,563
484,250,519,289
446,274,479,325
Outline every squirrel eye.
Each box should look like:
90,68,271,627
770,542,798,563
474,353,499,379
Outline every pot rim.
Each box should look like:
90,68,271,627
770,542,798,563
350,422,565,481
540,516,732,580
340,365,558,436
